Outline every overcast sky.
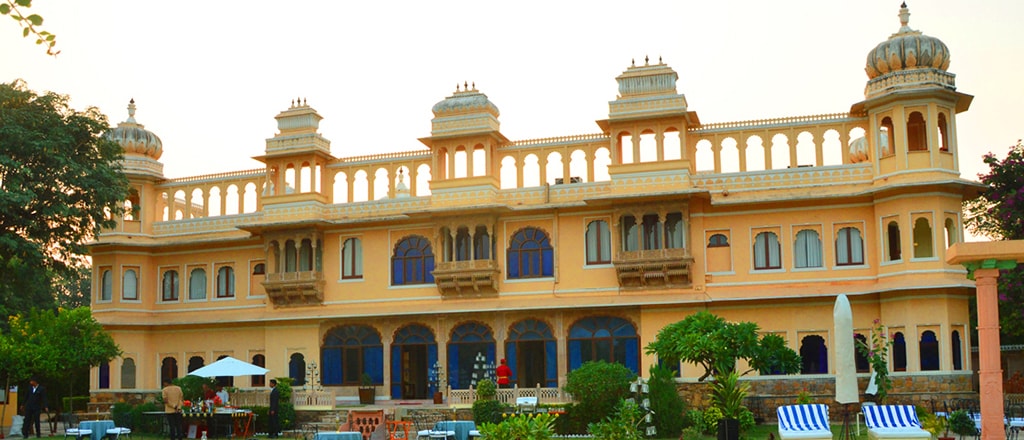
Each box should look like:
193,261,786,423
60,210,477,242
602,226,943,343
2,1,1022,184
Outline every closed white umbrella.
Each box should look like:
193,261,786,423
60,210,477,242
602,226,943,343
834,294,859,404
188,356,269,377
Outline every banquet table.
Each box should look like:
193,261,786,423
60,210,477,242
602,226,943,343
79,420,115,440
433,421,477,440
313,432,362,440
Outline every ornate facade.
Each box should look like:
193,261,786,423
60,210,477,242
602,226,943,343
90,5,981,401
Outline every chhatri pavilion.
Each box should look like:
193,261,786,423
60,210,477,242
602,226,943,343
90,4,982,406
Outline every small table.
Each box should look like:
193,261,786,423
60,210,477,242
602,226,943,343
433,421,477,440
79,420,115,440
314,432,362,440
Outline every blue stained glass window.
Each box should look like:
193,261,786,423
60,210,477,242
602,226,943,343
567,316,638,374
507,228,553,279
392,236,435,285
321,325,383,386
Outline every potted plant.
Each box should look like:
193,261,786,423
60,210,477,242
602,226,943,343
711,371,749,440
920,409,950,440
947,410,977,440
358,373,375,404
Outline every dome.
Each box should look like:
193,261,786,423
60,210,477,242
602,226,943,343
864,3,950,80
431,82,499,117
104,99,163,160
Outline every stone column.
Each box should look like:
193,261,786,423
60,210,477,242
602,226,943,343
974,268,1005,440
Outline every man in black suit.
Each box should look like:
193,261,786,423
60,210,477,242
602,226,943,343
22,378,47,438
268,379,279,439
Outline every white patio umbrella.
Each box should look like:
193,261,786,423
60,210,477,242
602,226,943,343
833,294,859,404
188,356,269,377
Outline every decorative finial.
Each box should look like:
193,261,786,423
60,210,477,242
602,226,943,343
126,99,137,123
291,99,295,108
471,81,476,91
645,55,649,65
303,98,307,106
631,58,635,67
898,2,911,32
658,55,662,64
464,81,469,91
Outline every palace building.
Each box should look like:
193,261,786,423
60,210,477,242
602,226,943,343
90,4,981,402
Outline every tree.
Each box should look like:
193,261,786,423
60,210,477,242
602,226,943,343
0,0,58,55
0,307,120,420
562,361,635,434
964,140,1024,343
0,80,129,319
645,310,802,381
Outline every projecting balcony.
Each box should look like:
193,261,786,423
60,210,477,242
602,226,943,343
263,270,325,307
613,248,694,289
433,259,500,296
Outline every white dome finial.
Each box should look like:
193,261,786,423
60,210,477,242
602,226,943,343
127,98,137,123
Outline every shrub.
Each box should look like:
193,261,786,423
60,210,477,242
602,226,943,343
680,426,703,440
686,409,707,434
477,413,556,440
472,399,508,426
647,364,686,438
562,361,635,433
274,377,296,430
476,378,497,400
702,407,724,435
588,400,644,440
947,410,978,437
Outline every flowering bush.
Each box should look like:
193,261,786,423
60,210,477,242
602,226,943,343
183,400,192,408
856,319,893,403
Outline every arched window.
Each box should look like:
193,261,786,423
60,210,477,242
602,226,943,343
799,335,828,374
937,113,949,151
794,230,823,268
708,234,730,248
99,362,110,389
919,331,939,371
342,237,363,279
879,117,895,157
945,218,958,249
189,268,207,300
252,263,266,275
585,220,611,265
216,267,235,298
285,239,297,272
892,332,907,372
161,357,178,384
507,227,553,279
251,354,266,387
392,236,435,285
390,324,438,398
447,322,495,389
567,316,639,374
162,270,179,301
121,358,136,389
101,269,113,301
621,215,639,252
455,227,472,261
854,334,870,373
951,330,963,371
289,353,306,386
753,231,781,270
506,319,558,388
665,212,685,249
474,226,491,260
122,269,138,300
321,325,384,386
913,218,933,258
188,356,205,373
299,239,314,271
887,221,902,262
836,227,864,266
907,111,927,151
642,214,662,250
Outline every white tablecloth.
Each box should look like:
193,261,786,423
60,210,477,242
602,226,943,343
79,420,115,440
314,431,362,440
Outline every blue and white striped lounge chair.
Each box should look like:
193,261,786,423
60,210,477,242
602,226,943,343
777,404,833,440
861,404,931,440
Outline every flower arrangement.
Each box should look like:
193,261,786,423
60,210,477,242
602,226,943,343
856,319,893,403
213,395,223,407
183,400,192,408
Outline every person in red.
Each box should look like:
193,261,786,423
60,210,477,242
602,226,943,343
496,358,512,388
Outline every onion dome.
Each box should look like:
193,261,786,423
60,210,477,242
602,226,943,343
865,3,950,80
105,99,163,160
431,82,499,118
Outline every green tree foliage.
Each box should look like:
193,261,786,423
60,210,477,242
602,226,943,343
645,310,802,381
561,360,635,434
0,0,58,55
965,140,1024,342
0,307,121,412
0,80,129,319
647,364,686,438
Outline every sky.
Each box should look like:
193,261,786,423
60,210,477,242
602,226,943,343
2,1,1022,185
